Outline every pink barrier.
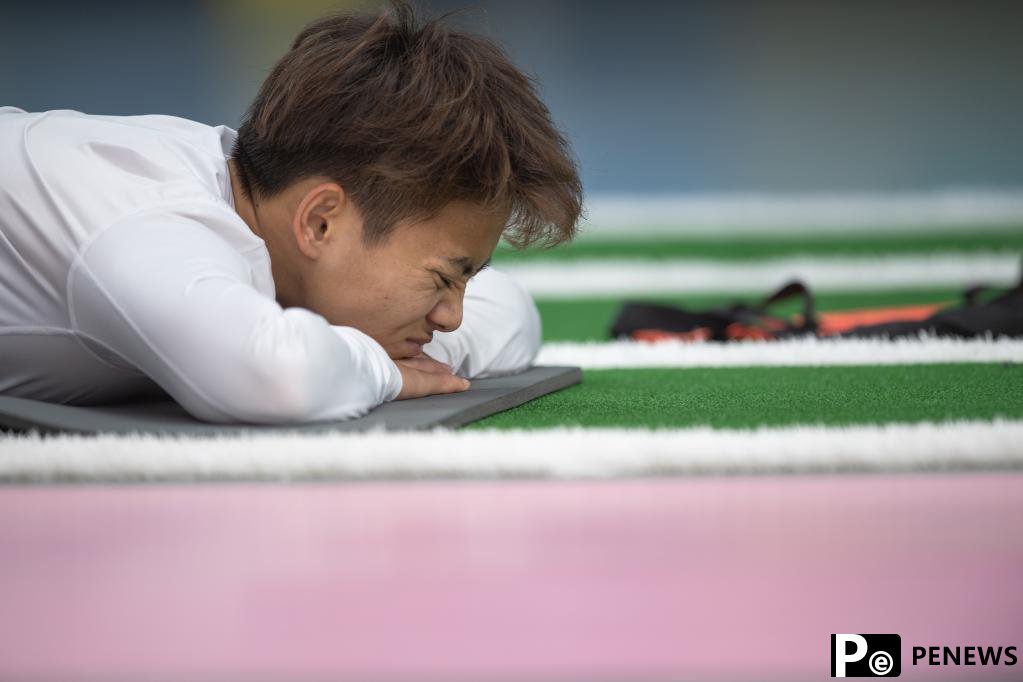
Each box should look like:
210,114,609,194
0,472,1020,680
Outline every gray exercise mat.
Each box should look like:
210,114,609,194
0,365,581,436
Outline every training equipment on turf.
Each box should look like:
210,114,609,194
0,365,581,436
610,263,1023,342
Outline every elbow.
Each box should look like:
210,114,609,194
516,286,543,367
472,271,543,379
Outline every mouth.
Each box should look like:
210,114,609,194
402,338,429,356
407,335,433,345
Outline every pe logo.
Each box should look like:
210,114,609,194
831,634,902,677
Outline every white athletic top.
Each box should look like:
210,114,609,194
0,106,542,424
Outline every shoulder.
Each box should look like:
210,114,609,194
12,108,236,219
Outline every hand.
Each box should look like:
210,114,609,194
394,352,470,400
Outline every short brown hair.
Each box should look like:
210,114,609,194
231,0,583,250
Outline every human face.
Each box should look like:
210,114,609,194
302,199,508,360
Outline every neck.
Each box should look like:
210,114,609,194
227,158,304,309
228,158,264,240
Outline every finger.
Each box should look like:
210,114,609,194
419,351,453,370
414,351,453,372
440,374,471,392
395,358,444,375
418,368,469,394
398,355,453,375
394,362,469,401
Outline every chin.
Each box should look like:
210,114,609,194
383,342,408,360
391,338,426,359
364,334,410,360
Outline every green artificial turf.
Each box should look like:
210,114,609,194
535,288,1010,342
492,230,1023,262
464,364,1023,430
481,231,1022,431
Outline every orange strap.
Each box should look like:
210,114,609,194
632,327,712,342
815,302,952,336
630,301,956,343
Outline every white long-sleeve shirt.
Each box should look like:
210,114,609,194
0,106,541,424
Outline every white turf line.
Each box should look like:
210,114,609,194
535,335,1023,368
576,189,1023,237
1,419,1022,482
501,253,1022,297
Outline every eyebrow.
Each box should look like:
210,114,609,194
446,256,491,277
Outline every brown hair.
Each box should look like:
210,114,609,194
231,0,583,250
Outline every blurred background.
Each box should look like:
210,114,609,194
3,0,1022,195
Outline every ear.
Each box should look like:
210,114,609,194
291,181,351,260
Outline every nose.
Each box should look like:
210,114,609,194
427,288,464,333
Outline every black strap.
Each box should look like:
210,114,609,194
746,280,817,335
609,279,817,340
838,254,1023,339
608,255,1023,341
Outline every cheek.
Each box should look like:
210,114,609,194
409,289,440,317
372,275,419,305
382,283,440,326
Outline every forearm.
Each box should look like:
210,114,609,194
70,217,402,424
